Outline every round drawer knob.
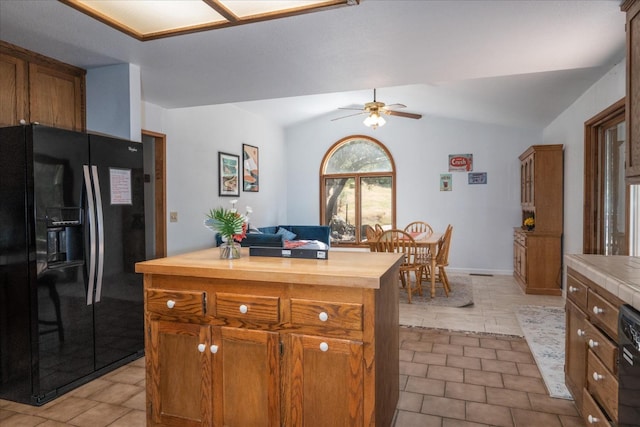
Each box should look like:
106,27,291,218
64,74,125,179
577,329,586,337
167,300,176,309
239,304,248,314
593,306,603,315
569,286,577,293
210,345,219,354
588,339,599,348
197,343,206,353
588,414,600,424
319,342,329,352
592,372,604,381
319,312,328,322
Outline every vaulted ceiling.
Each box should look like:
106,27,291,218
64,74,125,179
0,0,627,129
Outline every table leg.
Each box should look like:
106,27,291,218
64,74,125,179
430,243,437,298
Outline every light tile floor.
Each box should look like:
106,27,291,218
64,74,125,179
0,274,580,426
400,274,566,335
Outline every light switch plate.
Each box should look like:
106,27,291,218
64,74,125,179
170,211,178,222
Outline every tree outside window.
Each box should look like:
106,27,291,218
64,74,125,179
321,136,396,245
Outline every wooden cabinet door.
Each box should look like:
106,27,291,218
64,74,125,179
289,334,364,427
0,53,27,127
29,62,84,131
565,300,588,411
212,327,281,427
148,319,213,427
626,0,640,179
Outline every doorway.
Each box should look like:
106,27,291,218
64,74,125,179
584,98,627,255
142,130,167,259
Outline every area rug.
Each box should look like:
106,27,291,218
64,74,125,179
515,305,572,400
399,275,474,307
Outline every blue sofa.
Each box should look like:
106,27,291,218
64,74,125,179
215,225,331,247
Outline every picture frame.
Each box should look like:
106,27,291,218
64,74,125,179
448,154,473,172
218,152,240,196
440,174,452,191
468,172,487,184
242,144,259,192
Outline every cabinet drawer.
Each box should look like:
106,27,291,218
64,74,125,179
290,299,363,331
587,290,619,341
584,322,618,375
215,293,280,323
587,350,618,422
147,289,206,317
514,231,526,246
567,274,588,311
582,389,613,426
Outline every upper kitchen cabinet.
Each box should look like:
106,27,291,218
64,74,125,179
624,0,640,181
519,144,564,234
0,41,85,131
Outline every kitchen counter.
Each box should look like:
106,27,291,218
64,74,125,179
136,247,402,288
565,254,640,310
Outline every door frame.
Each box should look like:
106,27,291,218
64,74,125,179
142,129,167,258
583,97,626,254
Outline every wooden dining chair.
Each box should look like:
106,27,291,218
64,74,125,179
424,224,453,296
376,229,423,303
374,223,384,236
404,221,434,262
404,221,434,237
364,225,379,252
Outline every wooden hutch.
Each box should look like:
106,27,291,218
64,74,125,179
513,144,564,295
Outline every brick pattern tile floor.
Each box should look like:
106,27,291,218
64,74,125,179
395,326,585,427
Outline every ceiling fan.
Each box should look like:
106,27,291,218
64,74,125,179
331,89,422,129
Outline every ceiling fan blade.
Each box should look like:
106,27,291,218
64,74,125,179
338,107,366,111
331,111,368,121
383,103,406,109
385,110,422,119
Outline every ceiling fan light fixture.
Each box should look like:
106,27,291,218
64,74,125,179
364,112,386,129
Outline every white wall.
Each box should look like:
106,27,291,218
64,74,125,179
544,59,626,256
150,104,287,255
285,113,541,274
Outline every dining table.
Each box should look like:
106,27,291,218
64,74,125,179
407,231,444,298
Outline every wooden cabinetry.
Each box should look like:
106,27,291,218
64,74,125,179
137,249,402,427
513,145,564,295
565,267,623,426
624,0,640,181
0,41,85,131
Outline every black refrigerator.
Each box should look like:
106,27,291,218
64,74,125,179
0,124,146,405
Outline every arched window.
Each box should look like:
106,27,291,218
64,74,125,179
320,135,396,245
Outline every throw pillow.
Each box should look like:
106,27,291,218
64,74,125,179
276,227,297,241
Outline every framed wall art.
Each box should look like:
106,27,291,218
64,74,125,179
448,153,473,172
242,144,259,192
440,174,452,191
468,172,487,184
218,152,240,196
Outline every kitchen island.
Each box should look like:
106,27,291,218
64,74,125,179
136,248,403,427
564,255,640,426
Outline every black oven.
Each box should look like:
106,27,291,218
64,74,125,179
619,304,640,426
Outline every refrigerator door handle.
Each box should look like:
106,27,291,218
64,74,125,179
83,165,96,305
91,165,105,303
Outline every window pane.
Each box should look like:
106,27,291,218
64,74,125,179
603,122,627,255
361,176,392,232
325,177,356,243
325,139,391,173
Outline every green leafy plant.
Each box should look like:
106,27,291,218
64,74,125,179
205,200,251,242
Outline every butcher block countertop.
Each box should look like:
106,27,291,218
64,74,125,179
565,254,640,310
136,248,404,289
